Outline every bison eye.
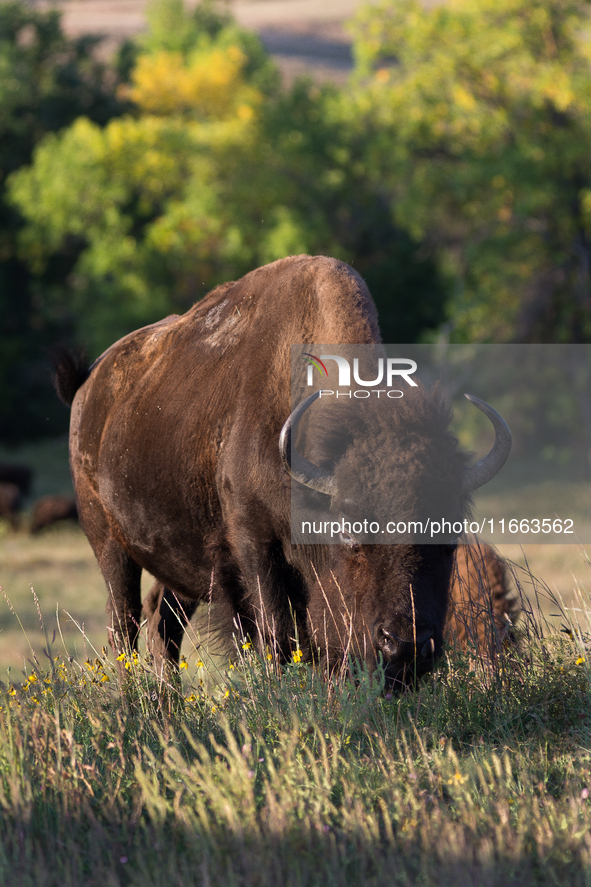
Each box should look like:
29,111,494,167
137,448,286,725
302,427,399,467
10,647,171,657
339,531,358,547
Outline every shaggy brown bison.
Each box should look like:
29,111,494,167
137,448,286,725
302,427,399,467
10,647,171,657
446,540,518,655
144,539,518,673
54,255,511,687
0,464,33,496
0,482,22,530
30,495,78,533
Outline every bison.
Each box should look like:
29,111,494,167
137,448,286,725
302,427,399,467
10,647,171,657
0,482,22,530
30,495,78,534
54,255,511,688
144,539,518,674
0,464,33,496
446,540,518,656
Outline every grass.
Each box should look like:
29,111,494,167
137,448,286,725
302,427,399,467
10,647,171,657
0,595,590,886
1,430,591,884
1,519,588,672
0,532,589,884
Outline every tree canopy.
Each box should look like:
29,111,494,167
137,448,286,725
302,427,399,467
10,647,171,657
7,0,443,371
349,0,591,342
0,0,128,440
6,0,591,443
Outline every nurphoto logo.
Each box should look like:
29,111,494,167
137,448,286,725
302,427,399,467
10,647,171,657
304,353,418,398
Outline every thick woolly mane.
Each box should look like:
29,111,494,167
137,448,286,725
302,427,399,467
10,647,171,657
295,383,472,534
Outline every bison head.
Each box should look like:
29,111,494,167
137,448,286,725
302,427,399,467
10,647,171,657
280,386,511,688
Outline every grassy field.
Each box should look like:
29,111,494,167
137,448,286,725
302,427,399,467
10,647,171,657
1,518,590,675
2,442,591,884
0,592,589,886
0,524,591,887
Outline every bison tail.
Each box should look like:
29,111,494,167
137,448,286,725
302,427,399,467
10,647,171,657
50,346,90,406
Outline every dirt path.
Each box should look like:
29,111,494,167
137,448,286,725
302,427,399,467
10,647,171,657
42,0,365,83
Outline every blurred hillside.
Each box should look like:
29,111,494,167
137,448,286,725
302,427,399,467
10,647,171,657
45,0,362,84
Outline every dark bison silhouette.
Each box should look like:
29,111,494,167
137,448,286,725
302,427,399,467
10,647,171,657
30,495,78,534
54,255,511,687
0,482,22,530
0,464,33,496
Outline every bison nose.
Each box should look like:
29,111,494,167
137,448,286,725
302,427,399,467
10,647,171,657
376,625,436,664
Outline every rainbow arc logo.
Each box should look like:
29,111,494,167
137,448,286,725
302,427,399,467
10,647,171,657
303,353,328,377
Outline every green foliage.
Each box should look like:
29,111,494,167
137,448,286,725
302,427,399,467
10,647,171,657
141,0,279,94
8,0,445,362
349,0,591,342
0,1,128,443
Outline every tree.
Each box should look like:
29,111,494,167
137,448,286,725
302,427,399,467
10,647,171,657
10,0,446,361
0,1,127,442
349,0,591,342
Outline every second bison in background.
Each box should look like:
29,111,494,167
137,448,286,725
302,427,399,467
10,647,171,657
446,541,518,655
30,495,78,534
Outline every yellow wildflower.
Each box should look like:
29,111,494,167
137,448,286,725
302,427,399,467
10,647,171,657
180,657,188,669
292,649,303,664
577,656,586,665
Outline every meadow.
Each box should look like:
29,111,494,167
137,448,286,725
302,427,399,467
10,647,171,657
2,440,591,885
0,518,590,884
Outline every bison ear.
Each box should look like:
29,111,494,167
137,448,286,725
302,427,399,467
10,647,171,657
462,395,511,492
279,392,336,497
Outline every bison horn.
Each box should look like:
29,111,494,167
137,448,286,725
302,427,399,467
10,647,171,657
279,392,336,497
462,394,512,492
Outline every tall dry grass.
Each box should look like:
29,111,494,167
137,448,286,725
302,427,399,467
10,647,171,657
0,549,589,886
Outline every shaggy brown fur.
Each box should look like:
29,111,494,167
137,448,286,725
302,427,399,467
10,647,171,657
146,540,518,669
30,495,78,534
54,256,507,686
445,541,519,655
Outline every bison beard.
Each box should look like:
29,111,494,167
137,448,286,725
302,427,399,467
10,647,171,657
54,255,511,688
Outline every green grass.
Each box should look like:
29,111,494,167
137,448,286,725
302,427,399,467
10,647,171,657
1,431,591,884
0,604,590,887
0,524,161,675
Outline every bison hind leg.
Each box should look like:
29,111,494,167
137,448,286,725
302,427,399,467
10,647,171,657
144,581,198,673
100,538,143,660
